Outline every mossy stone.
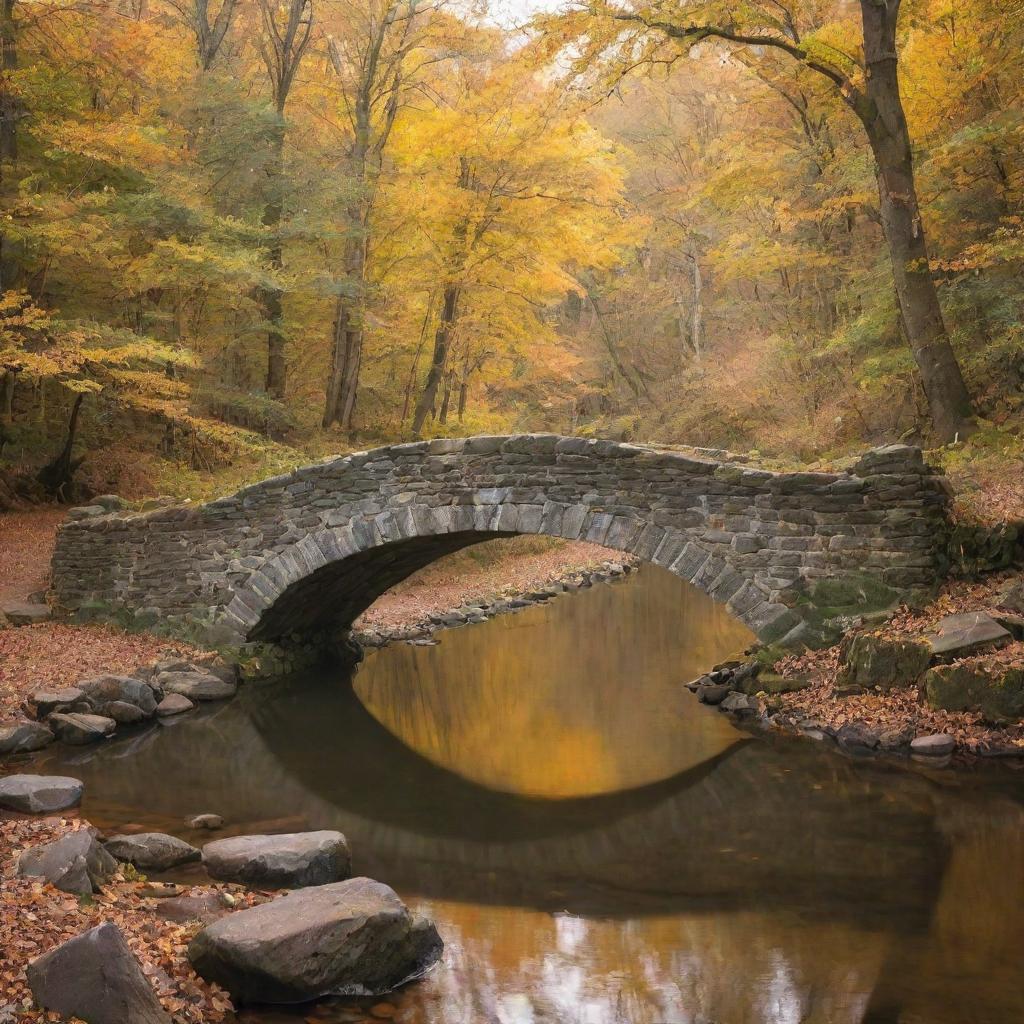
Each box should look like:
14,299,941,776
838,634,931,693
924,664,1024,723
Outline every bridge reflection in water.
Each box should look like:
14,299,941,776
40,566,1024,1024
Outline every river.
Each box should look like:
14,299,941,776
33,565,1024,1024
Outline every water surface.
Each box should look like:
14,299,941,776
34,565,1024,1024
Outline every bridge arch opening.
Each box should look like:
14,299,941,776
230,500,777,644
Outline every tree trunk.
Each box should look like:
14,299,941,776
37,391,85,500
0,0,17,172
857,0,973,442
262,117,287,398
690,255,702,363
0,0,20,292
411,281,459,436
0,368,13,422
411,156,472,437
322,107,371,431
322,230,367,430
438,368,454,424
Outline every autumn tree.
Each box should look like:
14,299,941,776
256,0,314,399
392,57,627,434
563,0,976,442
321,0,448,431
171,0,239,70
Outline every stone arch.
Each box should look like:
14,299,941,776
224,499,794,645
51,436,950,651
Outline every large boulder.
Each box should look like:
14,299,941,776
836,634,931,693
104,832,201,871
0,720,54,754
924,664,1024,723
926,611,1011,660
188,877,443,1003
49,711,117,744
27,922,171,1024
0,773,83,812
202,831,351,889
157,670,236,702
18,828,118,895
78,674,158,716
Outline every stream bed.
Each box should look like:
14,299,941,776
31,565,1024,1024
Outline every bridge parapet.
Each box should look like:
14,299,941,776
51,436,951,650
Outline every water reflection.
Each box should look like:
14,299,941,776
31,566,1024,1024
353,567,752,797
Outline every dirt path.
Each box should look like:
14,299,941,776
0,508,66,602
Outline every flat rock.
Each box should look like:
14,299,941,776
910,733,956,757
156,693,195,716
49,711,117,744
154,893,231,924
18,828,117,895
186,813,223,830
157,670,236,702
926,611,1011,659
188,877,443,1003
0,720,54,754
31,687,85,718
202,830,351,889
92,493,127,511
67,504,106,520
0,773,83,812
104,832,201,871
78,674,158,716
27,921,171,1024
1,601,51,626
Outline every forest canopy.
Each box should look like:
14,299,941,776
0,0,1021,500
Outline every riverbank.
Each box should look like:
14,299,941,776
692,570,1024,763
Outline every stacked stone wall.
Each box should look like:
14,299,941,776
51,436,952,648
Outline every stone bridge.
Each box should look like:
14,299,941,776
51,436,951,649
